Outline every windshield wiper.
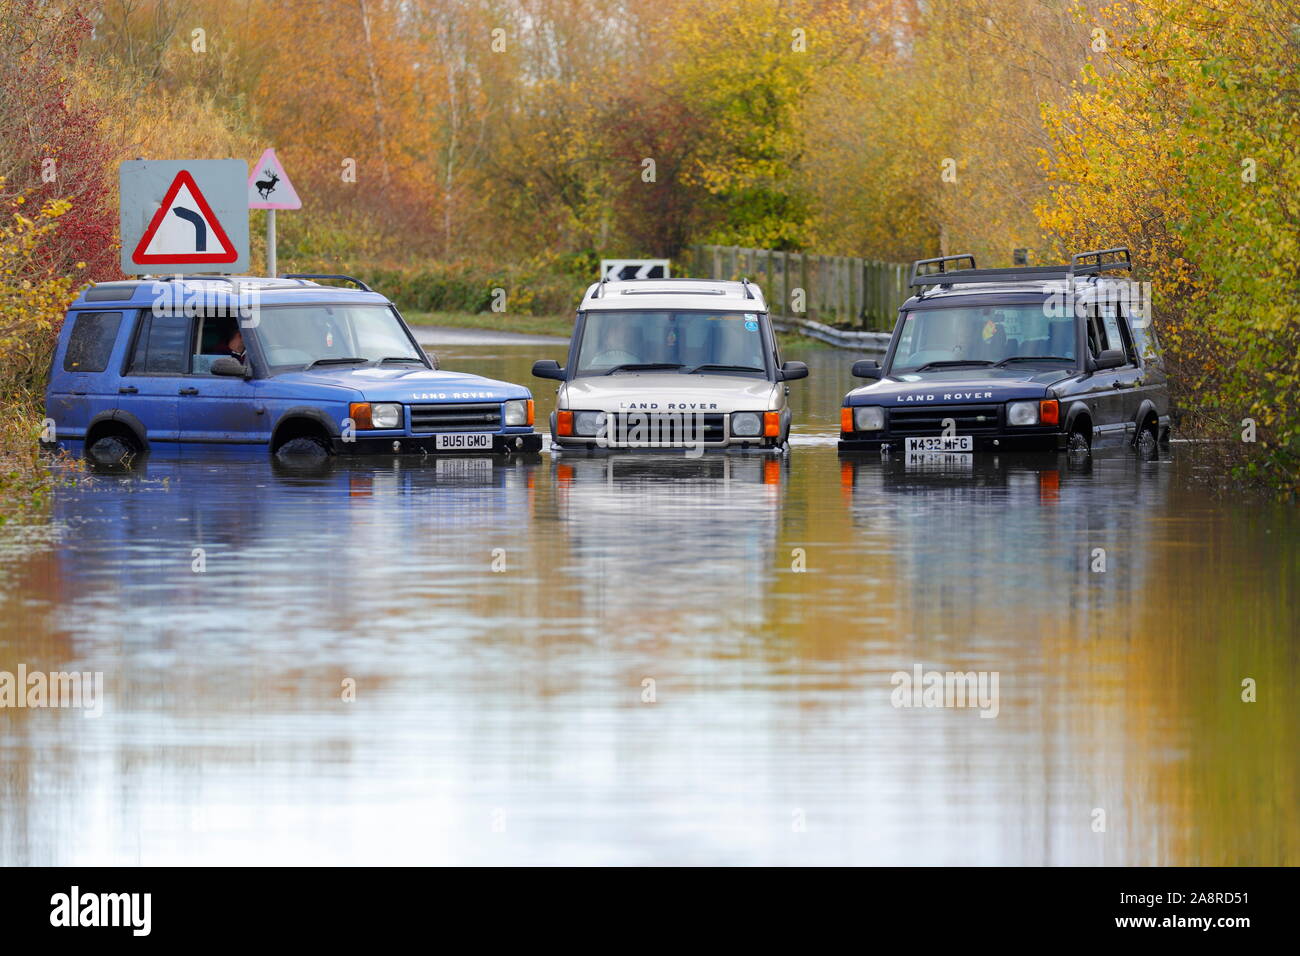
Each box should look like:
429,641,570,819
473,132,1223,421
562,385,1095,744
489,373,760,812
601,363,684,375
679,364,765,375
375,356,426,365
304,357,368,370
912,360,996,372
994,356,1074,366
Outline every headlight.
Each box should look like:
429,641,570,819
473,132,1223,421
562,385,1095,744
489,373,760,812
731,411,763,437
573,411,607,436
370,403,402,429
1007,401,1039,426
504,399,532,426
853,406,885,431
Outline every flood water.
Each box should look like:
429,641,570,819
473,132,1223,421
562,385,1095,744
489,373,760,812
1,339,1296,865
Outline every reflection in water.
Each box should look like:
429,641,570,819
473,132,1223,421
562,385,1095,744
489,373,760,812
0,344,1295,865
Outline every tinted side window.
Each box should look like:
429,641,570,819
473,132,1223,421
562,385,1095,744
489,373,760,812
1113,308,1139,365
1085,305,1105,358
63,312,122,373
1101,302,1137,365
128,314,192,374
1127,311,1162,363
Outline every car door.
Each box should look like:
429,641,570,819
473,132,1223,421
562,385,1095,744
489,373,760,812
1100,299,1142,439
1081,302,1127,445
178,315,269,445
116,311,191,443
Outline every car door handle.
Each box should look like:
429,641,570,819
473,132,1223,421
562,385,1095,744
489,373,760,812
178,387,199,396
118,386,138,394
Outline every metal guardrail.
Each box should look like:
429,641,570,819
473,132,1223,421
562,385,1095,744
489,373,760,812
770,315,891,354
689,244,909,333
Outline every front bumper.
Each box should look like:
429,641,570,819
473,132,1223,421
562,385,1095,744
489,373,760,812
838,430,1066,453
332,432,543,455
550,435,783,453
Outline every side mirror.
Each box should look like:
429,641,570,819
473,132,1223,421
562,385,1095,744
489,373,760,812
210,357,249,378
777,361,808,382
852,359,883,379
1091,349,1125,371
532,359,565,381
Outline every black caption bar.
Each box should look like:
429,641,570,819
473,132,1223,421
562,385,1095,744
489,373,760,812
0,866,1288,942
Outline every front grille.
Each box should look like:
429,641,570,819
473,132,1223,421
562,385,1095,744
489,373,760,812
410,402,501,432
888,404,1001,436
606,412,727,445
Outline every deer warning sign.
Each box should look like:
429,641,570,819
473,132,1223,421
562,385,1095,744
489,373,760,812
119,159,249,274
247,148,301,210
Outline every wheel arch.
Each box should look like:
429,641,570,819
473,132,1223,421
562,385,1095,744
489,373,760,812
1063,402,1093,439
85,410,148,451
270,407,340,452
1133,398,1160,434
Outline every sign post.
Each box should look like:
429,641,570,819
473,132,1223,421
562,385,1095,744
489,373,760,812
119,160,249,275
247,148,302,278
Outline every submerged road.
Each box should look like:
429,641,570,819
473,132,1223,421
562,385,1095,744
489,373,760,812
1,340,1295,865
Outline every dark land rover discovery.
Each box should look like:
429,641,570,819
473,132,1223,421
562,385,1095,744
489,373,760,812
839,247,1170,459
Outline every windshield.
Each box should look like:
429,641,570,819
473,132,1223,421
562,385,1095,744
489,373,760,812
253,304,424,370
889,305,1076,373
575,310,767,376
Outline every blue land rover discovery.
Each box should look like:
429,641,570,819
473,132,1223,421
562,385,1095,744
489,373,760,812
839,248,1170,460
45,274,543,461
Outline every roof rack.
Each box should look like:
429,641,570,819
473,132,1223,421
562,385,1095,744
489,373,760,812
908,246,1132,290
740,277,757,300
1069,246,1131,273
592,275,610,299
283,273,373,292
144,274,240,285
908,254,977,289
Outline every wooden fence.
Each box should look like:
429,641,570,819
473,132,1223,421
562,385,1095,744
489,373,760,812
688,244,910,332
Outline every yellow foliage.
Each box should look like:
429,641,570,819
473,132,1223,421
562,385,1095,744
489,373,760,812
0,178,84,522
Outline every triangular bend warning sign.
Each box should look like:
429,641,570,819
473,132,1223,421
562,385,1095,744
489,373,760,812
131,170,240,265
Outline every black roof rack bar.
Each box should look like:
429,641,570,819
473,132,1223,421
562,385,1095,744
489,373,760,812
1068,246,1131,274
907,254,977,289
594,275,610,298
283,273,373,292
143,274,240,284
908,248,1133,290
741,276,756,299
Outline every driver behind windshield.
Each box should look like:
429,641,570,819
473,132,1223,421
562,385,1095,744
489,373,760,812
896,306,1074,370
587,320,644,368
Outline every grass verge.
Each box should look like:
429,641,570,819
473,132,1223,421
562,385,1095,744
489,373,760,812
0,394,77,528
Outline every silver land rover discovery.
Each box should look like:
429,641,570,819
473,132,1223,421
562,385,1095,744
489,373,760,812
531,278,808,453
